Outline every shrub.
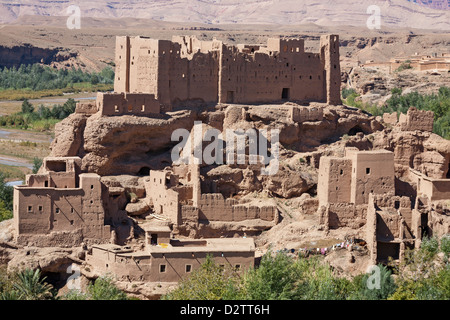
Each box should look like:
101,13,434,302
162,255,241,300
87,275,128,300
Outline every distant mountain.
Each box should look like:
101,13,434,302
0,0,449,30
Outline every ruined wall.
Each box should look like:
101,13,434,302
366,194,417,264
75,102,98,115
428,210,450,238
399,107,434,132
196,194,277,222
321,203,367,229
383,112,398,125
146,171,180,224
290,105,324,123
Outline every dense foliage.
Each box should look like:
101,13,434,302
0,64,114,91
164,235,450,300
0,236,448,300
342,86,450,139
0,172,13,222
0,269,130,300
0,98,76,131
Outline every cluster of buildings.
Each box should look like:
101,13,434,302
10,34,450,284
318,108,450,265
362,52,450,74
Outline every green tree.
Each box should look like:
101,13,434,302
242,251,302,300
162,255,241,300
0,200,12,222
90,74,99,85
349,265,396,300
32,157,43,174
0,172,13,212
21,99,34,114
12,269,54,300
87,275,128,300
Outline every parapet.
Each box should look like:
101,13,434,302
97,92,160,116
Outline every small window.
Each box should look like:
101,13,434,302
71,208,74,213
394,201,400,209
340,169,343,175
28,206,33,213
55,208,60,214
70,220,74,225
91,185,94,189
366,168,371,175
114,105,119,112
160,264,166,273
234,264,241,270
38,206,43,212
185,265,192,273
141,105,145,112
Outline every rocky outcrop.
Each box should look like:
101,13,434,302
373,128,450,179
7,247,82,274
50,103,382,177
0,44,70,69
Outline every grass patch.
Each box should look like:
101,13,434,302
0,163,30,181
0,140,50,161
0,83,113,101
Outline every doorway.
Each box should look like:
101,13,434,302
282,88,290,100
226,91,235,103
151,233,158,245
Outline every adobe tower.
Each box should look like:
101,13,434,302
320,34,342,105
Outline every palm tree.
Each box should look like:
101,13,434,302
13,269,53,300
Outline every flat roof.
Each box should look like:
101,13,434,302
148,238,255,254
91,238,255,256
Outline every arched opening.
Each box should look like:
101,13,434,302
348,125,364,136
138,167,150,176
